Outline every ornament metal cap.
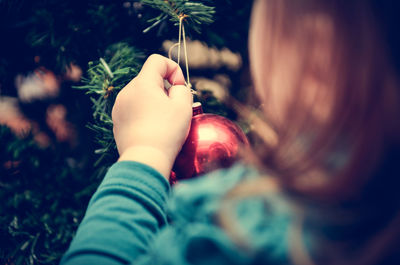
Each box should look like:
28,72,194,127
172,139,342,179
192,102,203,116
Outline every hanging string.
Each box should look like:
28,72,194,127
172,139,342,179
177,16,183,68
168,43,180,63
181,22,191,89
169,15,195,94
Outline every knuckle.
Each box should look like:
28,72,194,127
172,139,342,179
148,53,163,62
130,76,139,84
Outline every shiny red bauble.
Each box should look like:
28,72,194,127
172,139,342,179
171,103,249,183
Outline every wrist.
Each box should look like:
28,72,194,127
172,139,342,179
118,145,174,179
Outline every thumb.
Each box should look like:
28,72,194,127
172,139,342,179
169,85,193,105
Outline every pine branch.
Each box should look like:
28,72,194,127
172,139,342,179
75,43,143,166
141,0,215,33
0,125,97,264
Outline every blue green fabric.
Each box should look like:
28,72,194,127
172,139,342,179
61,161,294,265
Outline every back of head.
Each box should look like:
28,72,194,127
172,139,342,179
248,0,400,263
250,0,400,199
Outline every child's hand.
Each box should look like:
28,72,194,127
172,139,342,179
112,54,193,178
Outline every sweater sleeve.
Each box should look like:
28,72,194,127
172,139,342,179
60,161,170,265
133,165,294,265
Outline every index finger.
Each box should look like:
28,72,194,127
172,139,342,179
138,54,186,88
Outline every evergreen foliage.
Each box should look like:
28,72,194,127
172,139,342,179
76,43,144,166
0,125,100,264
76,1,233,174
141,0,214,33
0,0,252,264
0,0,136,91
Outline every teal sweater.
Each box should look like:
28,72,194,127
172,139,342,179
61,161,295,265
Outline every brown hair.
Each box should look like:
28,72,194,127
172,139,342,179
221,1,400,264
249,0,400,200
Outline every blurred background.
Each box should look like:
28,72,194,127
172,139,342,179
0,0,253,264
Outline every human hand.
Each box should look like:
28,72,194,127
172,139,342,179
112,54,193,178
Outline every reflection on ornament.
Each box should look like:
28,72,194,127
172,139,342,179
197,126,218,141
172,103,248,183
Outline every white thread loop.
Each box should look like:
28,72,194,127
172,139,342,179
169,15,195,94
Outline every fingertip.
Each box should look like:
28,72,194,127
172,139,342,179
140,54,186,87
169,66,185,86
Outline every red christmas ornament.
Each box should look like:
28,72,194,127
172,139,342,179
171,102,249,184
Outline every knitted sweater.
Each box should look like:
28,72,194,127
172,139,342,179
61,161,297,265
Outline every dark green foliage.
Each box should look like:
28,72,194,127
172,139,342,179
194,90,229,117
76,43,144,166
0,126,100,264
0,0,151,94
141,0,215,33
0,0,252,264
203,1,252,52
